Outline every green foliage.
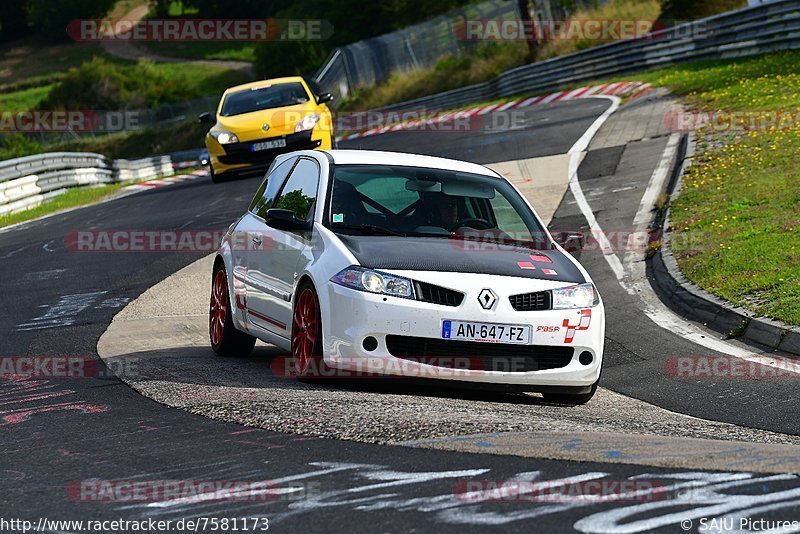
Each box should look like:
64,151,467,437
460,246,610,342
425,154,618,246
25,0,117,40
252,0,474,79
276,189,315,220
255,40,329,80
0,84,53,112
0,2,30,41
0,133,44,160
0,116,210,161
662,0,746,20
340,42,527,111
42,57,198,110
171,0,285,18
49,118,209,159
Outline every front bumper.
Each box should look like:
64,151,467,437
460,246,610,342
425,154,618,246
210,128,332,177
321,274,605,387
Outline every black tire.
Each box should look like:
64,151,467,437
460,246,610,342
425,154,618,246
210,262,256,357
291,281,328,381
542,380,598,405
210,164,225,183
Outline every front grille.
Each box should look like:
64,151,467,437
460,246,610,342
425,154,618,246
386,335,574,372
415,281,464,307
218,131,318,165
509,290,552,311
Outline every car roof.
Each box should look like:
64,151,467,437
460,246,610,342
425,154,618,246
321,149,500,178
223,77,307,95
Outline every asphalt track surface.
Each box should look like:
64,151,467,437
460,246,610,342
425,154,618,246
1,98,798,531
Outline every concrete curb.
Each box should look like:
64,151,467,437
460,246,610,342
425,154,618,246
649,133,800,355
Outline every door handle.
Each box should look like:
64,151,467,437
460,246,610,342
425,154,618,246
251,234,263,246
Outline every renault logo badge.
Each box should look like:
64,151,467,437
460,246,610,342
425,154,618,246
478,288,497,310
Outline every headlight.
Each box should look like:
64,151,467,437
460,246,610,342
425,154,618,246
295,114,321,132
551,283,599,309
212,131,239,144
331,266,414,299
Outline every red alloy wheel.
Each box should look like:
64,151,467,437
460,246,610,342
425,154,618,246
292,287,319,376
210,269,228,346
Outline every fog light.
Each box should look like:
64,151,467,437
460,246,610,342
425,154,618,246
362,336,378,352
579,351,593,365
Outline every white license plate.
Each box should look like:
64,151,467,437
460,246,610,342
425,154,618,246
251,139,286,152
441,320,530,344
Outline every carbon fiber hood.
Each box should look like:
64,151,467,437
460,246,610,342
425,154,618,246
336,235,585,284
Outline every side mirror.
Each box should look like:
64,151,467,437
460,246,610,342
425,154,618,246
198,112,215,124
317,92,334,104
264,208,310,231
551,231,585,253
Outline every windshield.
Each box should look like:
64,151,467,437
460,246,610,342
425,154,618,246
220,82,311,116
327,165,549,247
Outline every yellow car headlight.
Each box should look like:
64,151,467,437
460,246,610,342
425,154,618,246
295,114,321,133
212,131,239,144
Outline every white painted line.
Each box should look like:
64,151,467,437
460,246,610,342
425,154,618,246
632,133,681,231
566,96,626,281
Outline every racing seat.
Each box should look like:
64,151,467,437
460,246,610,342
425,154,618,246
331,181,380,226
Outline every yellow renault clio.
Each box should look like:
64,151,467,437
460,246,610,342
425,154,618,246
199,76,334,182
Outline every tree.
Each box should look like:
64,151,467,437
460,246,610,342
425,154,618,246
0,2,31,41
26,0,117,41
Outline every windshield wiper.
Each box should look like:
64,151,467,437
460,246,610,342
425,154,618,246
331,224,407,237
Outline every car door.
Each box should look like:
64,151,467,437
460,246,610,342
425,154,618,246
231,156,297,331
246,157,321,337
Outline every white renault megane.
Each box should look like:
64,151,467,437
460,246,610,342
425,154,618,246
210,149,604,403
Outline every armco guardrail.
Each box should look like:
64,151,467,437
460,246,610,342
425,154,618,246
313,0,519,103
315,0,800,112
0,152,179,216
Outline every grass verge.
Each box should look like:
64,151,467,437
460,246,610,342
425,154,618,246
628,52,800,325
0,183,127,229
